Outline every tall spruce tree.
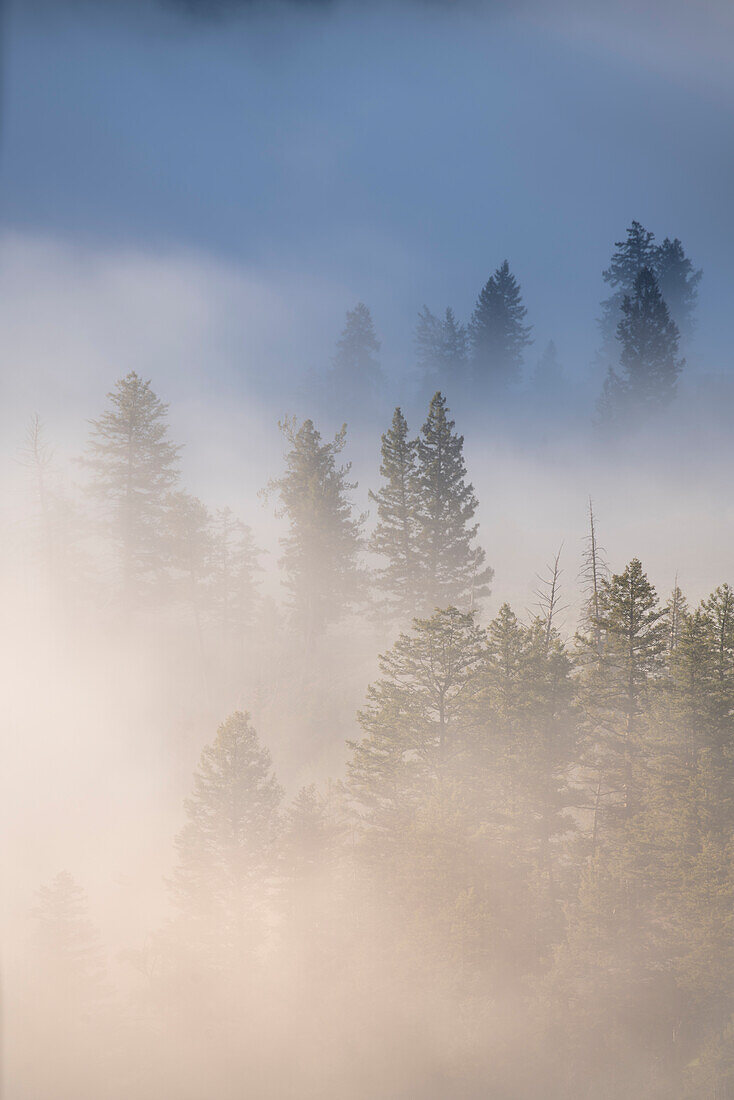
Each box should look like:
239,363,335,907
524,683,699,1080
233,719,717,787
165,491,214,628
171,711,283,968
655,237,702,342
592,558,668,823
415,306,468,396
483,603,577,940
348,607,487,825
31,872,107,1009
347,607,491,980
598,266,684,422
599,220,657,345
331,302,383,410
469,260,531,391
84,372,180,600
368,407,420,622
268,417,364,638
599,220,701,346
414,392,492,612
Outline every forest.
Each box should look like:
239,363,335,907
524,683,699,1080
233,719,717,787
4,216,734,1100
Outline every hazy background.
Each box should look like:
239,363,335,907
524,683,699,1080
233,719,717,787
2,2,734,1097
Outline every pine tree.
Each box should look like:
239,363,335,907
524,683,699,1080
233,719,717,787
598,266,684,422
666,580,689,659
165,491,214,626
267,416,364,638
482,601,576,940
577,497,609,663
415,306,468,396
331,302,383,410
654,236,702,342
594,558,668,822
282,784,336,879
83,372,180,601
599,220,701,347
599,220,657,345
349,607,486,820
368,407,420,621
31,872,107,1010
469,260,531,391
171,711,283,967
347,608,491,981
414,392,492,612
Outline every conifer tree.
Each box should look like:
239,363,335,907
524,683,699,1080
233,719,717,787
414,392,492,612
578,498,609,663
666,580,689,659
347,608,491,977
469,260,531,391
83,372,180,600
368,407,420,621
28,872,111,1094
599,220,657,345
171,711,283,966
32,872,106,1001
592,558,667,823
415,306,468,396
348,608,486,832
599,221,701,346
654,236,702,342
331,302,383,409
598,266,684,422
165,490,214,627
483,600,577,926
282,785,336,879
267,417,364,638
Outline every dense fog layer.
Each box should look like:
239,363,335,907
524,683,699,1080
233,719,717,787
4,1,734,1097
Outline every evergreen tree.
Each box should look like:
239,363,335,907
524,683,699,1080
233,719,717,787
27,872,112,1097
598,266,684,421
83,372,180,600
347,608,493,983
171,711,283,967
282,784,337,879
349,607,487,823
267,417,364,638
165,490,214,628
31,872,107,1013
666,580,689,659
368,407,420,621
599,220,701,346
599,220,657,345
207,507,261,641
577,498,609,663
586,558,668,827
414,392,492,612
331,302,383,409
415,306,468,396
469,260,532,391
654,236,702,342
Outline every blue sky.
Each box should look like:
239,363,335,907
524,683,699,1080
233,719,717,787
4,0,734,394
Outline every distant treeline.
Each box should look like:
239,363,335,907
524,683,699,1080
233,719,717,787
317,219,700,425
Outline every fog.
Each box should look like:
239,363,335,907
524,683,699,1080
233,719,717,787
3,2,734,1098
